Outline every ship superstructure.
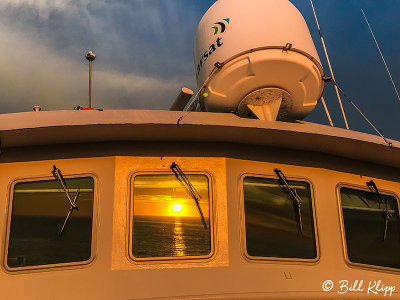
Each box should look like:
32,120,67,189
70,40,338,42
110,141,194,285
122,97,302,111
0,0,399,299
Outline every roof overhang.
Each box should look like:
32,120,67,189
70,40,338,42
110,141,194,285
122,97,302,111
0,109,399,168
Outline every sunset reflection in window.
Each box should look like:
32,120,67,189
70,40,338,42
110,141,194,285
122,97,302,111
131,174,211,258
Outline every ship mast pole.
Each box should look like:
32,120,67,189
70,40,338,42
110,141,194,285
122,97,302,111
320,96,334,126
309,0,349,130
85,51,96,108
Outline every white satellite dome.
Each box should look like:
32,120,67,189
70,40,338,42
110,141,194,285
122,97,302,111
193,0,325,121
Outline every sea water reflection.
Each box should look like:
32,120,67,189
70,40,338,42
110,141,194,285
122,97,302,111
173,220,186,256
132,216,211,258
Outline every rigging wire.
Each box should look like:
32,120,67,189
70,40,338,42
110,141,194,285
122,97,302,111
361,8,400,103
331,80,392,147
309,0,349,129
177,63,223,126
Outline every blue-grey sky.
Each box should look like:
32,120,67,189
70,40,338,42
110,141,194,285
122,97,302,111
0,0,399,140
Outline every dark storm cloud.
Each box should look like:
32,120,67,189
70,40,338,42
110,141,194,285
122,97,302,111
0,0,201,75
0,0,206,112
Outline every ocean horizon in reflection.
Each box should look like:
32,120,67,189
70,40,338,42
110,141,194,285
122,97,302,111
132,216,210,258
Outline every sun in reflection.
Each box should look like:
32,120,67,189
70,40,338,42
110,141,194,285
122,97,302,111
172,203,182,213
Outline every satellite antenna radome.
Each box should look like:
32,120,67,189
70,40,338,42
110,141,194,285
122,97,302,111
193,0,325,121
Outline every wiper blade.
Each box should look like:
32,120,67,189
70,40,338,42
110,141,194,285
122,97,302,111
367,180,391,241
52,165,78,209
170,162,207,230
59,188,80,236
274,168,303,233
52,165,80,236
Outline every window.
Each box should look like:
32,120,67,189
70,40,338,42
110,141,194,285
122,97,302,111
340,187,400,269
6,177,94,269
131,173,211,259
243,176,317,260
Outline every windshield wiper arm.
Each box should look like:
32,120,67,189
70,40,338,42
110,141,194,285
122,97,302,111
52,165,78,209
170,162,207,230
274,168,303,233
59,188,80,236
367,180,391,241
52,165,80,236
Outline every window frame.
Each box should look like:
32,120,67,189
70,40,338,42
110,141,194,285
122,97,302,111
3,173,98,273
240,172,320,264
336,182,400,273
128,170,215,263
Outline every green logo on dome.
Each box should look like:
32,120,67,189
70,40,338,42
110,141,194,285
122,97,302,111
212,18,230,35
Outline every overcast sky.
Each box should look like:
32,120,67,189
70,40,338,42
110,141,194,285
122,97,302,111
0,0,399,140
